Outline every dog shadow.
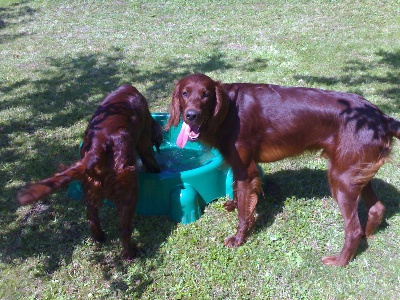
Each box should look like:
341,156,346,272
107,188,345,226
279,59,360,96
254,167,400,257
2,194,176,286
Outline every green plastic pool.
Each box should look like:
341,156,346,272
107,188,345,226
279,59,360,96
67,113,235,224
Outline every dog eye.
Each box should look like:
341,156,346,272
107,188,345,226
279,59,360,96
182,91,188,97
202,92,209,98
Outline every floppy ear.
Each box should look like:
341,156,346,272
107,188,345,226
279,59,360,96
213,81,229,125
165,82,182,130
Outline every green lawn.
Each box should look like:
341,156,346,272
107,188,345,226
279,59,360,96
1,0,399,299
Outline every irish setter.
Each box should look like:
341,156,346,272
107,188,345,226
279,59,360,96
166,73,400,266
18,84,162,260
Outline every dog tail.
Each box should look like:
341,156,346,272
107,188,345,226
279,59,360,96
17,159,88,206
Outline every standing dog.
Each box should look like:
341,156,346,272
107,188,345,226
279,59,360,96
166,73,400,266
18,84,162,260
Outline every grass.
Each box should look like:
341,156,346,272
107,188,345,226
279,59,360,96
1,0,400,299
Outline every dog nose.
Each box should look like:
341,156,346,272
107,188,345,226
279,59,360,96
185,110,199,123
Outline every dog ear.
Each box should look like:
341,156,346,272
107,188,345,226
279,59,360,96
165,82,182,130
213,81,229,124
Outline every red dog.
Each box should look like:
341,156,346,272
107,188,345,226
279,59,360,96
166,73,400,266
18,84,162,260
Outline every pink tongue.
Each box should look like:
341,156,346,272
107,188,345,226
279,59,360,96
176,122,190,149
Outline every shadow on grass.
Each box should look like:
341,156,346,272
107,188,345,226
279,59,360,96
0,0,35,44
255,167,400,259
255,168,331,238
294,49,400,112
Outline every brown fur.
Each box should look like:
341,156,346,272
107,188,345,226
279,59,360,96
166,73,400,266
18,84,162,260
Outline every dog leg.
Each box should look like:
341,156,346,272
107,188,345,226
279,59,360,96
361,181,385,237
86,202,106,243
224,162,261,247
322,168,364,266
116,202,136,260
114,172,139,260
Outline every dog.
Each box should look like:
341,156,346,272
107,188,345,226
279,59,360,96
18,84,163,260
166,73,400,266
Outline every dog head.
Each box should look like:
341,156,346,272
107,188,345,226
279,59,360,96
166,74,228,145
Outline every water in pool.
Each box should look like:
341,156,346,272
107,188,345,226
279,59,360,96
138,142,216,174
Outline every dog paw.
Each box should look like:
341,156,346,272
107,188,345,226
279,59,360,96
92,231,106,243
321,255,349,266
223,200,237,212
224,235,244,248
121,247,137,261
